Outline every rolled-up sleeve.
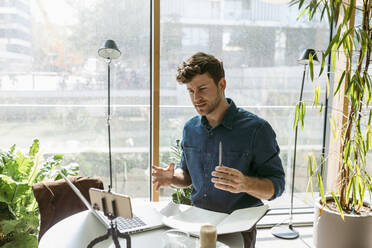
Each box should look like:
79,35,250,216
252,121,285,200
179,128,189,173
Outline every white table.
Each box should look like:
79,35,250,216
39,204,244,248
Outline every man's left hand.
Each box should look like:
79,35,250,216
211,165,249,193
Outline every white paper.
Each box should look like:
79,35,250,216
162,204,269,236
217,205,269,234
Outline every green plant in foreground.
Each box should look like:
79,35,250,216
170,140,193,206
0,140,79,247
292,0,372,219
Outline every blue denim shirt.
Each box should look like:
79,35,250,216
180,98,285,214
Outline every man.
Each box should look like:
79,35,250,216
152,52,285,248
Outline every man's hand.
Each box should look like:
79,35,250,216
152,163,175,191
211,165,275,199
211,165,248,193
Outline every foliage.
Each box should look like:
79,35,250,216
170,140,193,206
0,140,79,247
291,0,372,218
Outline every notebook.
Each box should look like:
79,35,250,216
60,172,164,234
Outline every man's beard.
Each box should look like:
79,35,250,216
195,89,223,116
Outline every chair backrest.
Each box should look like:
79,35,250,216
32,176,104,241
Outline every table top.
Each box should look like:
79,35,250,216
39,202,244,248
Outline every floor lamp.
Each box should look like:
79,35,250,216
271,49,319,239
98,40,121,193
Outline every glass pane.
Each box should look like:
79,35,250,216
0,0,150,198
160,0,329,208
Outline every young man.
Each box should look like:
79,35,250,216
152,52,285,248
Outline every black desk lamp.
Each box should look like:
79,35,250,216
88,40,131,248
271,49,319,239
98,39,121,193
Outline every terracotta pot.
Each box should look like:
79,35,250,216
313,196,372,248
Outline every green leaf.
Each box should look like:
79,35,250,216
366,125,371,151
14,153,34,181
365,72,372,106
318,172,326,205
352,176,357,206
346,176,354,205
334,71,346,95
319,103,323,113
331,192,344,220
307,154,312,176
314,84,320,107
0,175,29,204
331,42,337,72
0,219,20,235
2,233,38,248
293,103,300,130
324,27,341,57
337,27,354,50
309,53,314,81
319,52,326,76
300,102,306,130
53,154,64,161
345,0,354,22
9,145,16,154
297,6,309,19
334,1,341,26
358,182,365,209
343,140,351,162
320,3,327,20
28,140,39,157
330,115,337,140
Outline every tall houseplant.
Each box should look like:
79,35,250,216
0,140,79,248
292,0,372,247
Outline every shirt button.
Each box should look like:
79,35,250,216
204,194,207,198
204,173,208,178
209,132,213,136
207,153,211,157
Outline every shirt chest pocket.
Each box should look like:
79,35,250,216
224,151,251,173
183,146,204,194
183,146,202,171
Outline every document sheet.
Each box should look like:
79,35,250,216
161,203,269,236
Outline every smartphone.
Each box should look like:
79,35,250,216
89,188,133,219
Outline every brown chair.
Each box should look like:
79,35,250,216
32,176,104,241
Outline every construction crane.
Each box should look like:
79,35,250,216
35,0,75,70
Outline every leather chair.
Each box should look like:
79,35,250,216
32,176,104,241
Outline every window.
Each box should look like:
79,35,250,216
0,0,151,198
159,0,329,209
1,0,330,210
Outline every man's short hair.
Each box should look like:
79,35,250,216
176,52,224,85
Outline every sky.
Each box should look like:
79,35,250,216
30,0,78,26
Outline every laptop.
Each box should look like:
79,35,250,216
60,172,164,234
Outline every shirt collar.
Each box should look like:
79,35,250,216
201,98,237,130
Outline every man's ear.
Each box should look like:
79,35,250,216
219,78,226,91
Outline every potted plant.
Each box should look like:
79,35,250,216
170,140,193,206
0,140,79,248
291,0,372,247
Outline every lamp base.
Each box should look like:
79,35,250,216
271,224,299,239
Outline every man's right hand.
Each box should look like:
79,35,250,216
152,163,175,191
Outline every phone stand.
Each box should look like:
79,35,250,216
87,197,131,248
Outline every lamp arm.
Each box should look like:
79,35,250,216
289,64,307,226
107,59,113,192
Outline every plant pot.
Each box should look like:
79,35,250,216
313,196,372,248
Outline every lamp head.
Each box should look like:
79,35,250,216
98,40,121,60
298,49,319,65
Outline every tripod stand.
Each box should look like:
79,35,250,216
87,198,131,248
